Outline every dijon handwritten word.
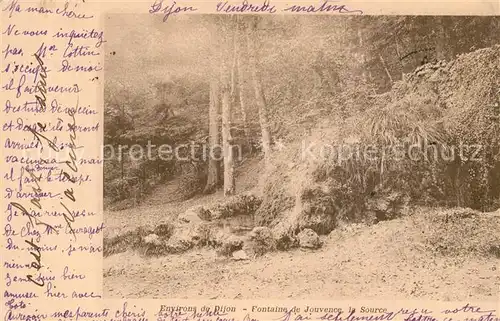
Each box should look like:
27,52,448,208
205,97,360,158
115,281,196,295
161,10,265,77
216,0,277,13
149,0,198,22
2,0,94,19
284,0,363,14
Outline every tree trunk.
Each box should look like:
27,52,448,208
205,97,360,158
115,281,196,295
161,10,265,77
203,78,221,194
379,53,393,86
221,26,235,196
357,29,368,83
236,22,252,153
247,19,272,165
435,17,447,61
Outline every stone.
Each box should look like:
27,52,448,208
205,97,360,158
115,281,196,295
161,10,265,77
272,221,297,251
217,235,244,256
153,223,174,238
178,205,209,224
164,223,211,253
143,233,162,246
232,250,249,261
297,228,321,249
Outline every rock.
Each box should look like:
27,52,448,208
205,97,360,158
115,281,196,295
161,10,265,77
153,223,174,239
232,250,249,261
297,228,321,249
272,221,297,251
164,223,211,253
165,237,193,253
217,235,244,256
143,233,162,246
209,193,263,220
178,205,210,223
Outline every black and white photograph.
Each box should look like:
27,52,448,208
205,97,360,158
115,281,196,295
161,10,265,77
103,14,500,300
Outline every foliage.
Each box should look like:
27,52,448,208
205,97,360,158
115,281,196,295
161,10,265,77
104,16,500,216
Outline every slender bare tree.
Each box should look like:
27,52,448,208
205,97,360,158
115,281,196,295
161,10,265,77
221,17,236,196
236,17,252,153
246,17,272,165
203,77,221,194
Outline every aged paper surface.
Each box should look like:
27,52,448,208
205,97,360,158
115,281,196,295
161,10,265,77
1,1,500,321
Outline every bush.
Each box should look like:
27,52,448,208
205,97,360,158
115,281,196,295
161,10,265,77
242,227,276,257
209,193,262,220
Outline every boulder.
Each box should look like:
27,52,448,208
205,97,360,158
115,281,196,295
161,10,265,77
297,228,321,249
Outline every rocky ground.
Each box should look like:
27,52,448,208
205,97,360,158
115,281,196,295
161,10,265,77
104,201,500,300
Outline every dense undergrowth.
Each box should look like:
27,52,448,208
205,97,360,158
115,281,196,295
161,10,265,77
257,45,500,240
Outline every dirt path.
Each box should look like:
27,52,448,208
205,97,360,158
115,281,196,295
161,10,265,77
104,218,500,301
104,157,262,239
